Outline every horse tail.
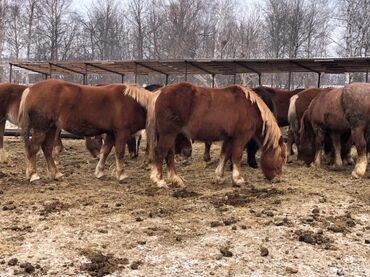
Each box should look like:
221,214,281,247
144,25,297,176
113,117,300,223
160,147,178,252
239,86,281,150
18,88,31,142
124,84,154,108
288,94,299,135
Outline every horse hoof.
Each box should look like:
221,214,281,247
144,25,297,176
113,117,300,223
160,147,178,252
30,174,41,184
331,165,343,171
96,174,108,181
54,172,64,180
118,175,129,184
351,170,363,179
232,177,246,187
248,163,258,169
171,176,185,188
215,176,225,185
156,180,168,188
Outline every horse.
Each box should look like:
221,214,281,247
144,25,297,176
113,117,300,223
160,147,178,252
288,87,333,160
341,83,370,178
0,83,64,163
299,88,352,170
124,82,286,188
202,86,277,168
18,79,146,183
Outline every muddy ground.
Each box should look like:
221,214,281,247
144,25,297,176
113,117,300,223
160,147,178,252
0,136,369,277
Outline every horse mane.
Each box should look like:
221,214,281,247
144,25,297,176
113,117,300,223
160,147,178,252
288,94,299,133
239,86,281,149
124,84,157,108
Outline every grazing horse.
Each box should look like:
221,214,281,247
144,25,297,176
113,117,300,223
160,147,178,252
124,82,286,187
202,86,277,168
288,87,333,160
0,83,64,163
341,83,370,178
18,79,146,183
299,88,351,170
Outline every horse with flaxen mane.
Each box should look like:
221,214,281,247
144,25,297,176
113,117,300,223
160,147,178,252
203,86,277,168
288,87,335,161
299,88,352,171
0,83,64,163
124,82,286,187
18,79,146,183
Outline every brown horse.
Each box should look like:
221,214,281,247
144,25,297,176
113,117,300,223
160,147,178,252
18,79,146,183
0,83,64,163
124,82,286,187
256,86,304,127
288,87,333,160
299,88,351,170
341,83,370,178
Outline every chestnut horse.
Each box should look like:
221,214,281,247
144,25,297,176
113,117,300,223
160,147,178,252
299,88,351,170
124,82,286,187
341,83,370,178
0,83,64,163
18,79,146,183
288,87,333,160
202,86,277,168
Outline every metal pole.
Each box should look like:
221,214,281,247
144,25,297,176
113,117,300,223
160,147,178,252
317,72,321,88
121,74,125,83
134,62,138,83
49,63,52,79
212,74,215,88
165,74,169,85
185,62,188,81
9,63,13,83
258,73,262,86
84,63,88,85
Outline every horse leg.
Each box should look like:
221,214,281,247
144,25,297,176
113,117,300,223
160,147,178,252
166,146,185,187
85,136,102,158
215,139,232,184
94,133,114,179
312,127,325,168
150,135,174,188
42,127,63,180
330,132,343,170
351,127,367,178
246,139,258,168
203,141,212,162
52,130,64,164
231,139,246,186
25,130,45,183
287,128,295,162
114,130,130,183
0,119,8,163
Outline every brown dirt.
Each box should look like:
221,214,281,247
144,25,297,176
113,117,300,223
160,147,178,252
0,137,369,276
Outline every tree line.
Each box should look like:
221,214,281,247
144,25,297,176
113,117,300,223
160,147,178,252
0,0,369,86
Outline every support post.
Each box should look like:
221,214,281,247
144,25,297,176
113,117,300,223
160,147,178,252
49,63,52,79
288,72,292,90
44,73,48,80
317,72,321,88
134,62,138,83
9,63,13,83
165,74,169,85
233,74,236,84
83,63,88,85
366,70,368,83
185,62,188,81
258,73,262,86
212,74,215,88
121,74,125,83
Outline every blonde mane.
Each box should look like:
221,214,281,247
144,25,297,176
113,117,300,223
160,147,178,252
124,84,154,108
239,86,281,149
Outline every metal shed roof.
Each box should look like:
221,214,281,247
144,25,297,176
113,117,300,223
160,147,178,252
10,57,370,77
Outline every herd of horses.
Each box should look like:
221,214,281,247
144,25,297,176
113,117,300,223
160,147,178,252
0,79,369,187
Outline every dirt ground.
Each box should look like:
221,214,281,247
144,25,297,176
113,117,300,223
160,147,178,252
0,136,369,277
